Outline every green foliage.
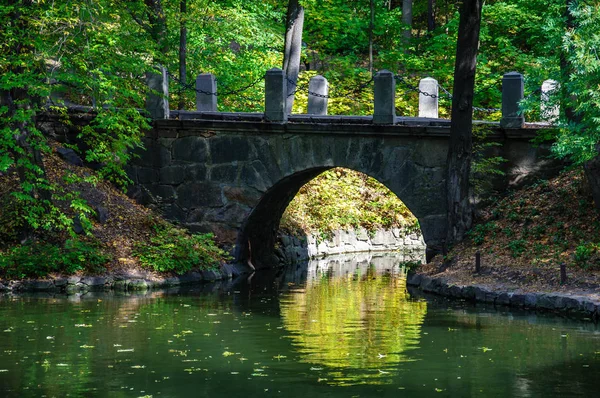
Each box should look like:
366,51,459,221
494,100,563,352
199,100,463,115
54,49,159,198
471,126,507,197
468,221,497,245
508,239,527,258
280,168,420,238
573,242,599,269
0,238,110,279
133,223,228,275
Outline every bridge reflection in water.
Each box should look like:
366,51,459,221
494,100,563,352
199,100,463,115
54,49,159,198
278,251,427,386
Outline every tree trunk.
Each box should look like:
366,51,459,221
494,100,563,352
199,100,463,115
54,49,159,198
369,0,374,74
428,0,436,32
178,0,187,110
145,0,169,58
283,0,305,114
402,0,413,50
445,0,483,247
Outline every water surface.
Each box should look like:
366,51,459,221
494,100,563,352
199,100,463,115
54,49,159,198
1,252,599,397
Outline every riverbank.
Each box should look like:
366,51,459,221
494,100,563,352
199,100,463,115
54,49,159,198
411,167,600,320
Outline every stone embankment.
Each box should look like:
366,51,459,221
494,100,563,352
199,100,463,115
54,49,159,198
0,263,248,294
276,228,425,264
407,272,600,321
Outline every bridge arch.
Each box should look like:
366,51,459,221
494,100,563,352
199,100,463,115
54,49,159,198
128,126,452,268
231,134,448,268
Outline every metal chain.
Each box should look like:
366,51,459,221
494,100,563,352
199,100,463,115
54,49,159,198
395,75,502,113
166,70,263,98
286,76,374,100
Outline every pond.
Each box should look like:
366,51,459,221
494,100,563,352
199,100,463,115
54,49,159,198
1,252,599,397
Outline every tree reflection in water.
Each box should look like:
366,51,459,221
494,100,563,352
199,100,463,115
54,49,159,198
279,255,427,386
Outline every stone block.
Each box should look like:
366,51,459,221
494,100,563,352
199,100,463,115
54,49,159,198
147,184,176,202
146,66,169,119
210,136,251,164
307,75,328,115
176,182,222,209
210,164,239,182
185,164,207,181
373,70,396,124
172,136,208,162
265,68,287,122
196,73,217,112
160,165,186,185
137,167,159,184
418,77,439,118
500,72,524,129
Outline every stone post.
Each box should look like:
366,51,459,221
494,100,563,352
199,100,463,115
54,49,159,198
196,73,217,112
418,77,439,118
541,79,559,123
265,68,288,122
500,72,524,128
145,66,169,119
307,75,328,115
373,70,396,124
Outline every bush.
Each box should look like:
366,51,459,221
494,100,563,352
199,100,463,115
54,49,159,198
133,224,228,274
468,222,497,245
573,243,598,268
507,239,527,258
0,238,111,279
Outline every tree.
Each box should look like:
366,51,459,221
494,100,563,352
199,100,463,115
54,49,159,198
283,0,305,114
402,0,413,48
0,1,149,236
178,0,188,110
445,0,483,247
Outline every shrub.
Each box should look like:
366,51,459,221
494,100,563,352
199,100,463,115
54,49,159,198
468,222,497,245
133,224,229,274
573,243,598,268
0,238,110,279
507,239,527,258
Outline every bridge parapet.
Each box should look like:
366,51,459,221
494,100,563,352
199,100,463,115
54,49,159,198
149,67,559,128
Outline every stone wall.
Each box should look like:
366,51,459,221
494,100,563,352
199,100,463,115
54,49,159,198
275,228,425,265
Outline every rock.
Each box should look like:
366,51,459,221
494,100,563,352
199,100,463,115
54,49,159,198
462,286,477,300
510,293,527,307
54,278,69,288
67,276,81,285
537,294,557,310
406,272,422,287
496,292,512,306
95,206,109,224
219,264,235,279
0,283,8,291
56,147,83,166
448,285,463,297
75,282,90,293
474,286,489,302
65,284,80,295
523,293,538,308
73,215,84,234
419,275,433,291
128,279,149,291
113,280,129,291
201,270,220,282
28,280,55,291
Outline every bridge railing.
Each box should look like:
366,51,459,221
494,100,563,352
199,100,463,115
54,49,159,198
146,67,558,127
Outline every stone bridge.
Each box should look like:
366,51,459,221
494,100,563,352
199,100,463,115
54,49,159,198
126,112,559,268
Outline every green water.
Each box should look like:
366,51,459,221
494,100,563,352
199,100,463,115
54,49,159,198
1,253,599,397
